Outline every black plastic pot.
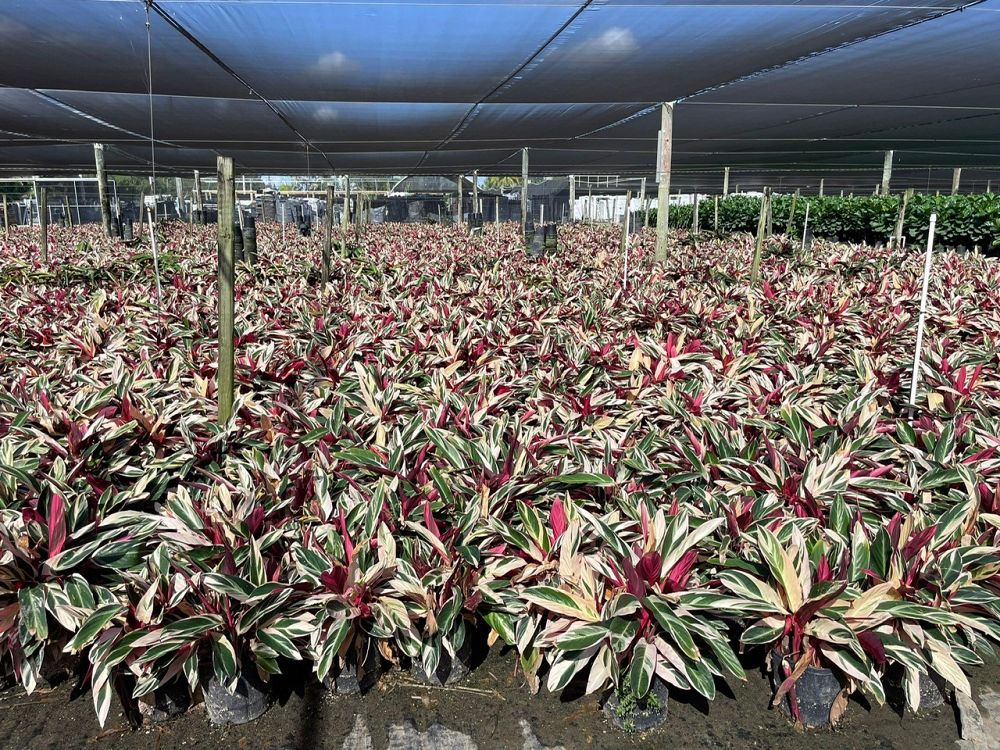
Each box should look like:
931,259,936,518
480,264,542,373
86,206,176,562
203,672,270,726
771,652,842,728
602,679,670,732
138,680,191,724
410,641,472,686
887,668,947,712
323,638,383,695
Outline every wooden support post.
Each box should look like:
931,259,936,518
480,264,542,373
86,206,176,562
216,156,235,424
521,148,529,240
714,195,719,233
63,196,73,227
457,174,464,225
765,191,773,238
93,143,112,236
620,190,632,252
654,102,674,262
892,188,913,249
568,174,576,222
785,188,799,236
751,188,771,284
39,186,48,264
723,167,730,197
2,194,8,239
691,192,699,234
881,150,894,195
341,176,350,256
638,177,646,225
818,178,825,197
952,168,962,195
322,185,334,284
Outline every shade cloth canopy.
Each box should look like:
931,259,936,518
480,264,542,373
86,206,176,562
1,0,998,190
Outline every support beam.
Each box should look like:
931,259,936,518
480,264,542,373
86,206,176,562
323,185,334,284
93,143,112,236
39,186,48,265
881,150,894,196
521,148,529,240
341,176,350,256
952,168,962,195
654,101,674,262
722,167,730,197
818,178,824,197
216,156,235,424
175,177,184,220
569,175,576,223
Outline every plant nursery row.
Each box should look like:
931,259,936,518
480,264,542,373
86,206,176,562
1,221,999,733
652,192,1000,250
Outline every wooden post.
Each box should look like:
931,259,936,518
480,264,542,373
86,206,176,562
691,192,699,234
818,178,825,197
638,177,646,225
322,185,334,284
881,150,894,195
654,102,674,262
2,194,8,239
568,174,576,223
63,196,73,227
909,213,938,409
341,176,350,256
620,190,632,252
952,168,962,195
39,186,48,264
785,188,799,236
193,169,204,221
457,174,464,225
93,143,112,236
751,188,771,284
892,188,913,249
714,195,719,232
723,167,730,197
765,191,773,238
521,148,529,240
216,156,235,424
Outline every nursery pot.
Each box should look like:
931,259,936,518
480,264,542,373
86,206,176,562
203,672,270,726
602,679,670,733
771,652,842,728
410,640,472,686
323,638,383,695
887,668,947,712
138,680,191,724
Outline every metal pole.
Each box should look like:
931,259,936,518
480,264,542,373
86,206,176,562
521,148,529,240
216,156,236,424
909,213,938,408
654,102,674,262
881,150,894,196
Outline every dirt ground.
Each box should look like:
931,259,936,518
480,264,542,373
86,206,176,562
1,646,995,750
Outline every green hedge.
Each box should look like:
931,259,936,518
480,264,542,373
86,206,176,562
645,193,1000,248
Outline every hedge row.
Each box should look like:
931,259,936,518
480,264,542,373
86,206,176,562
646,193,1000,249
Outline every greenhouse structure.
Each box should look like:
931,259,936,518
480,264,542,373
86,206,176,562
1,2,999,749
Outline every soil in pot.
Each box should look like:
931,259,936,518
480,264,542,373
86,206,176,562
602,680,669,733
203,671,270,726
138,680,191,724
771,653,843,728
323,638,384,695
410,641,472,686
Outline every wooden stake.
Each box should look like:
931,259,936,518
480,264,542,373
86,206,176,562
751,188,771,284
2,194,8,239
568,175,576,223
714,195,719,233
193,169,204,221
457,174,464,226
723,167,730,197
952,168,962,195
39,186,48,265
93,143,112,236
892,188,913,249
691,192,699,234
63,196,73,228
472,171,478,222
216,156,235,424
323,185,334,284
654,102,674,262
620,190,632,253
818,178,824,197
909,213,938,409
